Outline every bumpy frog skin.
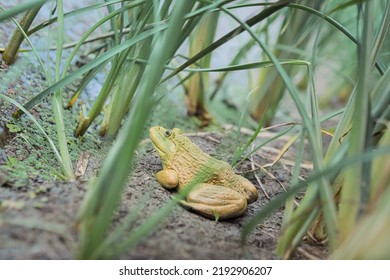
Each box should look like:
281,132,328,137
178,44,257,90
149,126,258,220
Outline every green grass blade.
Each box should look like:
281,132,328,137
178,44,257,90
231,108,266,167
105,0,120,47
371,68,390,117
277,129,306,258
102,3,154,137
66,61,109,108
338,1,374,241
371,68,390,141
0,0,47,22
236,125,296,168
103,194,180,258
327,0,370,14
307,63,338,248
370,1,390,65
1,4,42,64
13,25,165,118
26,0,126,35
288,3,385,75
184,59,309,72
50,0,73,179
61,0,147,81
77,1,196,259
0,5,51,83
160,0,294,85
218,2,386,75
124,57,308,74
369,121,390,204
333,130,390,260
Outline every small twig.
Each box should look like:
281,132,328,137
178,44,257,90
75,152,90,178
0,21,168,53
256,162,287,192
296,247,321,260
223,122,299,136
260,146,313,170
205,135,220,144
250,155,301,207
259,227,277,240
250,146,270,200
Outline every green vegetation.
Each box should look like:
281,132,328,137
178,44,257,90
1,0,389,259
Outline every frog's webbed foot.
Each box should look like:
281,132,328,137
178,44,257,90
234,175,258,203
155,169,179,190
179,183,247,220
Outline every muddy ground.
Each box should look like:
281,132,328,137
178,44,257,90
0,127,327,259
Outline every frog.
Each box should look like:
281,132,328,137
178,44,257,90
149,126,258,220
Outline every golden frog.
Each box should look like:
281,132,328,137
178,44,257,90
149,126,258,220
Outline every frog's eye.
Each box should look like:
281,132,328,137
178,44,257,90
165,130,172,137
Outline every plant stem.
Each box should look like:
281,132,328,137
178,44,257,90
338,0,374,241
2,4,43,64
51,0,74,179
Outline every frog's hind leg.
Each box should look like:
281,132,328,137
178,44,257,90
234,175,258,203
179,183,247,220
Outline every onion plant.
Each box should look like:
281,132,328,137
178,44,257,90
249,1,322,124
2,0,74,179
242,0,390,259
2,3,43,64
184,12,219,126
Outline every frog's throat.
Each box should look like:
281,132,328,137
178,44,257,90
151,141,169,158
151,138,174,159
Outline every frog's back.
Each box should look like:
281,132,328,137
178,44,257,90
173,141,245,192
163,135,226,186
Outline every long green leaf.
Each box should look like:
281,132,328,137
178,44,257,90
61,0,147,81
184,59,309,72
160,0,294,84
0,5,50,82
370,0,390,65
338,0,374,240
13,25,165,118
0,0,47,22
225,2,386,75
26,0,125,35
50,0,74,179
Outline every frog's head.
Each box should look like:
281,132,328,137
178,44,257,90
149,126,183,159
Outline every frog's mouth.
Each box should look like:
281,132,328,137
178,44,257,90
149,127,169,157
151,140,166,156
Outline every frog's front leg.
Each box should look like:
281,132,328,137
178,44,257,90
155,169,179,190
180,183,247,220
